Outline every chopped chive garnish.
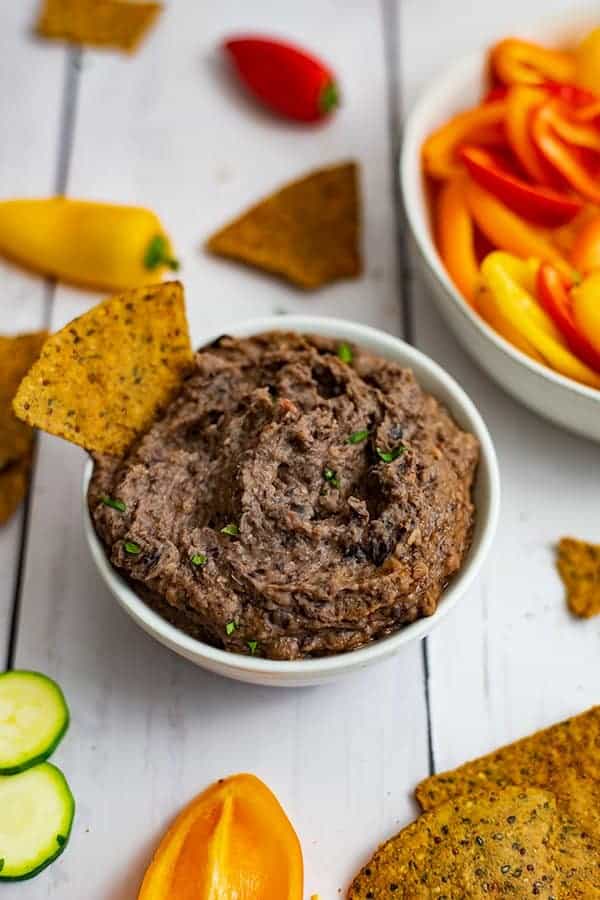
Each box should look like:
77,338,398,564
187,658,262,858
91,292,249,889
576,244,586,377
101,495,126,512
191,553,207,567
376,445,407,463
337,342,353,364
347,429,369,445
323,467,340,489
221,523,239,537
226,622,236,636
124,541,141,555
247,640,258,655
143,234,179,271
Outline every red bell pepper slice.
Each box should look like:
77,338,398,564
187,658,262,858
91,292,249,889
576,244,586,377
459,145,582,227
536,263,600,372
543,80,598,108
531,102,600,203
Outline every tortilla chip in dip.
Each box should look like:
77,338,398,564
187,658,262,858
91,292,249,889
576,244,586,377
207,162,361,289
0,332,47,470
36,0,162,53
348,785,598,898
13,282,192,456
0,456,31,526
557,536,600,619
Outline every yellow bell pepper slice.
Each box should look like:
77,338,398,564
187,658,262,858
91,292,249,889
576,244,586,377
475,282,545,362
0,198,178,292
572,272,600,355
481,251,600,388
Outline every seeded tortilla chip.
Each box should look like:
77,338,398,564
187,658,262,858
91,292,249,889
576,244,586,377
0,332,47,470
0,456,31,526
13,282,192,457
416,707,600,828
348,785,599,899
557,536,600,619
206,162,361,289
36,0,162,53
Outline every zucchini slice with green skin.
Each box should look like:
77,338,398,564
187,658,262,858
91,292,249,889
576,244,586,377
0,762,74,880
0,670,69,774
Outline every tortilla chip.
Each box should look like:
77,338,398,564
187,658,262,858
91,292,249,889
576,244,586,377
0,456,31,526
348,785,598,899
0,332,47,470
416,707,600,824
206,162,361,289
557,536,600,618
13,282,192,457
36,0,162,53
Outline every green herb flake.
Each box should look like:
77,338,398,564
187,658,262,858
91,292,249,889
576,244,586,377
220,523,239,537
101,495,126,512
56,835,66,847
376,444,407,463
225,622,236,636
337,342,353,364
191,553,207,567
247,640,258,655
124,541,141,555
323,467,340,489
0,859,4,873
143,234,180,272
347,429,369,445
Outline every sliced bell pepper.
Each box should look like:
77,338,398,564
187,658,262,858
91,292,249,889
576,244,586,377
459,144,582,226
464,178,576,281
571,213,600,273
422,100,506,179
543,80,597,108
575,27,600,93
480,251,600,387
531,103,600,204
138,774,303,900
491,38,575,87
435,175,479,305
475,281,544,362
505,86,557,185
571,272,600,355
540,102,600,152
574,100,600,123
536,263,600,371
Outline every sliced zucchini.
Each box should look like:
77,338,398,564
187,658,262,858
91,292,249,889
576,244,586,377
0,670,69,774
0,762,74,880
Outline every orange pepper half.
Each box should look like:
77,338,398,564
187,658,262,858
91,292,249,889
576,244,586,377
491,38,575,86
422,100,506,179
138,774,303,900
435,175,479,305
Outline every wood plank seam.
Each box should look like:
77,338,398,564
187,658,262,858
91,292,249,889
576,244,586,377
380,0,436,776
5,47,83,670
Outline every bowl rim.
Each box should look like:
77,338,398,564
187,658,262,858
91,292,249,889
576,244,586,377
400,46,600,407
83,314,500,675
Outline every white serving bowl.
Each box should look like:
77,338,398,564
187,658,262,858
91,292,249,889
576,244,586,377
83,315,500,687
401,15,600,443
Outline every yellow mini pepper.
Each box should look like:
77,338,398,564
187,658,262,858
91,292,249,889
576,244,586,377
0,198,178,291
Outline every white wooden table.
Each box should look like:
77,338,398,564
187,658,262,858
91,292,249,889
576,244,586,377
2,2,598,897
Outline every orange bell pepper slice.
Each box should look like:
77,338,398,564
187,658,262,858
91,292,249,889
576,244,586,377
541,102,600,152
572,272,600,355
574,100,600,123
138,774,303,900
575,27,600,93
435,175,479,305
464,178,576,282
571,213,600,273
491,38,575,86
505,86,556,185
422,100,506,179
531,103,600,204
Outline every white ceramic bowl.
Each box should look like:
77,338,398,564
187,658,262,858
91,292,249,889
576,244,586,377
83,315,500,687
401,16,600,443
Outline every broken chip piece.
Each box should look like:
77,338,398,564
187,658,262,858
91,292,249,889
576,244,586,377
36,0,162,53
0,332,47,471
13,282,192,457
206,162,361,289
557,536,600,619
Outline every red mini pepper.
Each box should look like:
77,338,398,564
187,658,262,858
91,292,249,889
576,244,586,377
536,263,600,372
459,144,582,227
223,36,339,122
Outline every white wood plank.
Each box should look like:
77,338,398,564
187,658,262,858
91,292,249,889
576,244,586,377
399,0,600,775
0,2,66,662
14,2,430,896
